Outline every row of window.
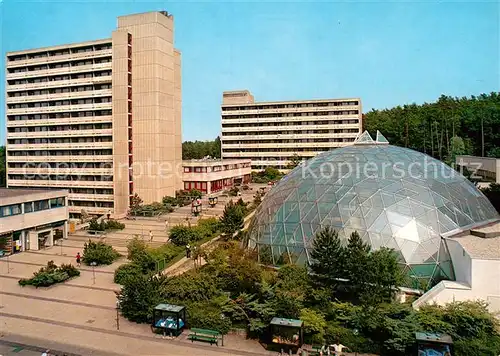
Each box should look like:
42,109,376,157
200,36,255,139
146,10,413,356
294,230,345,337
8,97,112,109
222,111,359,119
70,188,113,195
223,147,347,153
8,162,113,169
8,123,112,133
8,175,113,181
221,101,359,111
8,70,112,86
223,129,360,136
8,110,112,121
9,137,112,144
222,119,360,128
8,84,112,98
222,138,356,144
68,200,114,208
0,197,65,218
8,44,112,62
183,163,250,173
8,57,112,74
8,149,113,156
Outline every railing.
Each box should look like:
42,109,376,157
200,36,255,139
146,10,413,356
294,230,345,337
7,155,113,163
7,76,112,91
221,123,360,132
7,62,112,80
8,128,113,139
6,89,112,104
221,114,359,125
7,116,112,127
221,105,359,116
6,49,113,67
8,102,112,115
7,141,113,150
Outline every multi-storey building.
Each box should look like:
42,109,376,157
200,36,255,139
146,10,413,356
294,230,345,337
220,90,362,170
5,11,182,217
182,158,252,194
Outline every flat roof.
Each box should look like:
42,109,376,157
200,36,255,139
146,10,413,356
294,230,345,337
0,188,67,199
154,303,184,312
450,223,500,260
270,318,303,327
415,332,453,344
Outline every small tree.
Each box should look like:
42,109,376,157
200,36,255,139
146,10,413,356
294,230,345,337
345,231,371,299
286,153,302,170
481,183,500,213
219,201,245,238
309,227,345,291
130,193,143,213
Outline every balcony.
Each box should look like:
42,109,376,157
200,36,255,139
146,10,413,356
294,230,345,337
221,123,360,133
222,142,349,149
7,179,113,189
7,155,113,163
69,193,114,202
221,114,360,125
221,105,359,116
8,141,113,150
6,48,113,68
8,167,113,176
8,128,113,139
7,115,112,128
221,133,359,141
222,151,325,158
6,89,112,104
8,102,112,115
6,62,112,80
7,75,112,91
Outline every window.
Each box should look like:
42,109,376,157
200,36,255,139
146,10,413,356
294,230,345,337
50,197,65,208
0,204,22,217
24,202,33,213
34,200,49,212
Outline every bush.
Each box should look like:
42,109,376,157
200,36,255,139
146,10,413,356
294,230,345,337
88,218,125,232
105,220,125,230
114,263,143,285
169,226,202,246
19,261,80,287
187,301,232,335
82,240,120,266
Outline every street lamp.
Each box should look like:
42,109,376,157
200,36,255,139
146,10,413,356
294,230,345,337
90,261,97,284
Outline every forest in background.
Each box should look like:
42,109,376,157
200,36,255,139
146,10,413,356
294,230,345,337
364,92,500,162
182,136,221,160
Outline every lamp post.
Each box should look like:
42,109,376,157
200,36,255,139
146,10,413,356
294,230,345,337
116,300,120,330
90,261,97,284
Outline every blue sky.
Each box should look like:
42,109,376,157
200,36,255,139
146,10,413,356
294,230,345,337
1,0,498,143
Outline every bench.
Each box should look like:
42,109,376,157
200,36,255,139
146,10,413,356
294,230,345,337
188,328,220,346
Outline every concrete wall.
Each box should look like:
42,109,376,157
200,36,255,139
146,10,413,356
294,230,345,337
1,206,68,234
446,238,472,286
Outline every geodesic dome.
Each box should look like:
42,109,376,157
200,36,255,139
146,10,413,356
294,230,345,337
246,131,499,287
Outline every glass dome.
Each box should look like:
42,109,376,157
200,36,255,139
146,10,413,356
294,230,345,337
246,131,499,287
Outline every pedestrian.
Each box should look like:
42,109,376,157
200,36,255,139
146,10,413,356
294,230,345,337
76,252,81,267
185,244,191,258
107,209,111,220
149,230,153,242
331,342,347,356
165,220,169,232
41,349,50,356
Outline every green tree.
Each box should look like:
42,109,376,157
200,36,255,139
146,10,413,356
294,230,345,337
446,136,466,166
363,248,403,304
182,137,221,160
481,183,500,213
286,154,302,170
118,273,164,323
309,227,345,291
130,193,143,213
300,308,327,344
219,201,244,238
487,147,500,158
345,232,371,300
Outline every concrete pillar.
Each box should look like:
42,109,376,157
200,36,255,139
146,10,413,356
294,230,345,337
29,231,39,250
63,221,68,239
47,229,54,247
207,181,212,195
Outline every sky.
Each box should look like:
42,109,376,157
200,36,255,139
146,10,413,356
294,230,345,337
0,0,499,143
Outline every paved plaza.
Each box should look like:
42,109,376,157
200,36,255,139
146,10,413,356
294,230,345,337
0,186,273,356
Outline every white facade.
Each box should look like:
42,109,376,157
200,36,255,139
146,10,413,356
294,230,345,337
221,90,362,170
0,188,69,252
414,227,500,313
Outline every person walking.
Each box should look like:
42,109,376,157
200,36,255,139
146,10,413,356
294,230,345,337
149,230,154,242
165,219,169,232
185,244,191,258
76,252,81,267
107,210,111,220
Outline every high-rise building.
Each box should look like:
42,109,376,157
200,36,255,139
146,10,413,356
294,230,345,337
220,90,362,170
5,11,182,217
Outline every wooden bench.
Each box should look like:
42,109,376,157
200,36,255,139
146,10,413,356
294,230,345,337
188,328,220,346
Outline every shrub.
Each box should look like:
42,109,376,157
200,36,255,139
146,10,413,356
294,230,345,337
114,263,143,285
105,220,125,230
19,261,80,287
162,195,178,207
187,301,232,335
169,225,201,246
82,240,120,266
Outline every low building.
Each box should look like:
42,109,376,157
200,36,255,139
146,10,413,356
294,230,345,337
413,222,500,313
182,159,252,194
456,155,500,184
0,188,69,253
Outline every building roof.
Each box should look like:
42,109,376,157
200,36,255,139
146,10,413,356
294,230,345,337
0,188,67,199
450,230,500,260
154,303,184,313
415,332,453,344
270,318,303,328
